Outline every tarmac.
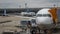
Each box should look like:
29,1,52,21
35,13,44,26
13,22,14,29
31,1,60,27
0,15,34,34
0,15,60,34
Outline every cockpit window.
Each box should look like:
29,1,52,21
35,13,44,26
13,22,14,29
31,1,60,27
37,14,51,17
43,14,51,17
36,14,42,17
48,14,51,17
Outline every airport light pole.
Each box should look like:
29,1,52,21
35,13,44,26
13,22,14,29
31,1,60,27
56,0,58,8
25,3,29,12
3,9,7,16
53,0,58,7
19,5,21,8
25,3,27,8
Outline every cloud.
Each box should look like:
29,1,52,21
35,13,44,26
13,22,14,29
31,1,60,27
47,0,60,3
0,0,60,8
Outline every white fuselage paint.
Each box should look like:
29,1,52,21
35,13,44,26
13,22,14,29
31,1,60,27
36,9,53,26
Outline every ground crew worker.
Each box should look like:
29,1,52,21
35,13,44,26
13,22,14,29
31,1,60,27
27,21,31,28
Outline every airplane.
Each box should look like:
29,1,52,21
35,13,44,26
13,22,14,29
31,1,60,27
21,12,35,17
27,8,55,34
26,8,58,34
36,8,54,29
28,8,57,29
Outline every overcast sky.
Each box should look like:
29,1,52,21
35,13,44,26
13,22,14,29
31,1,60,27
0,0,60,8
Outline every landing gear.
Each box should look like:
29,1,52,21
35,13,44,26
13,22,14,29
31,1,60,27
30,27,54,34
30,27,41,34
30,27,36,34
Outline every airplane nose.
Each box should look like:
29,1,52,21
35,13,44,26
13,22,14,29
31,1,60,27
36,17,53,24
36,17,45,24
36,17,46,21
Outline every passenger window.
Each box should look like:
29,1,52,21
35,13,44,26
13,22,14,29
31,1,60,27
43,14,46,17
